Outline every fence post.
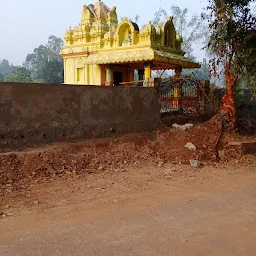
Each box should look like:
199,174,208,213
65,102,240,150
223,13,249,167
179,81,183,115
199,80,210,114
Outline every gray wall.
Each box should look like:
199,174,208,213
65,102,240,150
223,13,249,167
0,82,160,147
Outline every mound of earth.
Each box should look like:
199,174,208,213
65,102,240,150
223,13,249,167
0,115,224,189
3,115,255,194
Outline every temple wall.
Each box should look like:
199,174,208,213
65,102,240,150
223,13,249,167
85,64,102,85
100,65,107,86
0,82,160,148
64,60,103,85
93,64,102,85
65,58,76,84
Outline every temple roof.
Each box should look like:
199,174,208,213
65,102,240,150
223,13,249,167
81,49,199,69
61,1,200,70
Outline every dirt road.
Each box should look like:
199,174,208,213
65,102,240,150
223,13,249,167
1,163,256,256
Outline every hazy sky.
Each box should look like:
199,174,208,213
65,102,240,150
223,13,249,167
0,0,208,65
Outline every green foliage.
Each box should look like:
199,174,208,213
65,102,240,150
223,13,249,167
4,67,32,83
1,35,64,84
236,89,256,134
207,0,256,90
47,35,64,58
236,30,256,92
0,59,18,76
24,35,64,84
41,60,64,84
25,45,50,79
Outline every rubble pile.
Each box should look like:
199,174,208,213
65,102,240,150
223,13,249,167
0,115,227,188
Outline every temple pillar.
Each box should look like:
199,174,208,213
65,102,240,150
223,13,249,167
129,69,134,84
144,63,151,80
143,63,151,87
105,64,113,86
84,64,89,85
64,58,67,83
174,67,182,110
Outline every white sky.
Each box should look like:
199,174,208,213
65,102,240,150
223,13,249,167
0,0,208,65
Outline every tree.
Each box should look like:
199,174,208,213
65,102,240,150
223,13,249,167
47,35,64,60
0,73,4,82
152,6,209,59
4,67,32,83
24,35,64,83
25,45,50,80
207,0,256,129
0,59,18,76
41,60,64,84
237,28,256,92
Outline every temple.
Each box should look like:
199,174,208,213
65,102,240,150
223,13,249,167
60,0,200,86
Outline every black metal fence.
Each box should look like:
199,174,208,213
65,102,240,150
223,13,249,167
160,77,203,115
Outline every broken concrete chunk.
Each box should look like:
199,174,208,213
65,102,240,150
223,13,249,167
172,123,194,131
190,160,201,168
185,142,197,151
218,150,225,159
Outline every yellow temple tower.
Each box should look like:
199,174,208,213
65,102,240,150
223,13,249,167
60,0,200,86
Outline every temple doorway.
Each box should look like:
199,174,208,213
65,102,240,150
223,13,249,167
113,72,123,86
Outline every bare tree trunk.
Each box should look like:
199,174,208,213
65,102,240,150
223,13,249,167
221,61,238,130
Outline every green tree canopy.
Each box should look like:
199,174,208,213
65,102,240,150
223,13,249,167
4,67,32,83
0,73,4,82
47,35,64,59
41,60,64,84
0,59,18,76
24,35,64,83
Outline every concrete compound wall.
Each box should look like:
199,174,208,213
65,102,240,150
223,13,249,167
0,82,160,148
